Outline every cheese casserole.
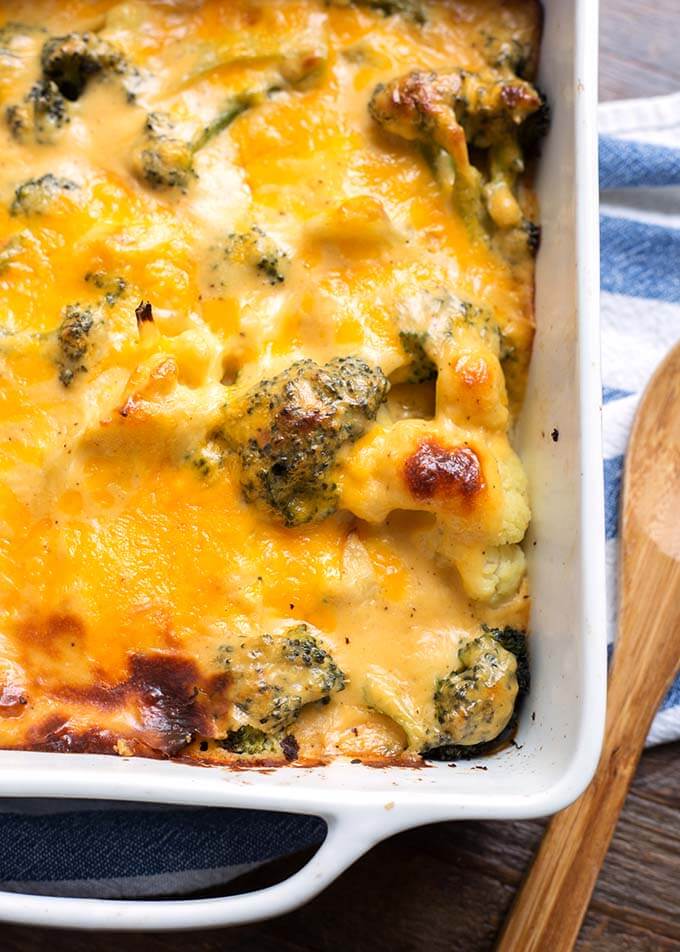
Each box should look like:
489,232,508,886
0,0,545,764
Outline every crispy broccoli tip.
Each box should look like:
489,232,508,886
220,725,278,755
219,624,346,731
523,219,541,256
224,356,389,526
56,304,94,387
421,717,518,761
10,173,79,216
520,89,551,149
219,725,300,760
485,625,530,695
40,32,125,101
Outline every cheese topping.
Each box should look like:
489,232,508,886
0,0,541,763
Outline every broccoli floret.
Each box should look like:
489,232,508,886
10,173,79,216
224,227,290,286
40,32,125,101
492,217,541,267
131,111,197,192
423,626,529,760
185,440,224,479
477,32,535,79
255,249,287,285
223,356,389,526
398,330,437,383
56,303,94,386
220,725,278,755
282,631,347,692
5,79,70,145
520,89,551,149
433,633,518,745
132,103,251,191
219,624,346,731
219,726,300,761
368,68,546,240
486,625,530,694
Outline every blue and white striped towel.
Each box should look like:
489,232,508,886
1,92,679,901
599,92,680,745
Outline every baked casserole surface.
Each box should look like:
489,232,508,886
0,0,544,764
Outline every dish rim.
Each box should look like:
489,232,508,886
0,0,605,930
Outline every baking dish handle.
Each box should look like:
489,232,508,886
0,808,393,931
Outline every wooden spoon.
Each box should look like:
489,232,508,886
496,341,680,952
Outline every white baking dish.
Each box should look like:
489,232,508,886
0,0,605,930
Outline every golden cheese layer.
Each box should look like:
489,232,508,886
0,0,540,764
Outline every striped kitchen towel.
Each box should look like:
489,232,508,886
1,92,679,900
599,92,680,745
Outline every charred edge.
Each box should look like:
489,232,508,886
421,715,519,762
128,654,209,756
24,714,122,755
280,733,300,762
54,653,220,757
404,440,483,502
135,300,153,325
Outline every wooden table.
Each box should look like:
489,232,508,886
4,2,679,949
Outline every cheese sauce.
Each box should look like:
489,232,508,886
0,0,540,763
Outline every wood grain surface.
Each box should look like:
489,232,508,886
2,2,679,949
497,344,680,952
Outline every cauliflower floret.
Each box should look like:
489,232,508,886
339,418,530,547
445,542,526,604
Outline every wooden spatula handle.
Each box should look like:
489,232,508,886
498,343,680,952
495,712,642,952
497,527,680,952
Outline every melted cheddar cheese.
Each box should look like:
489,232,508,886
0,0,541,764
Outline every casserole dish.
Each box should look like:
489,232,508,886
0,0,605,930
